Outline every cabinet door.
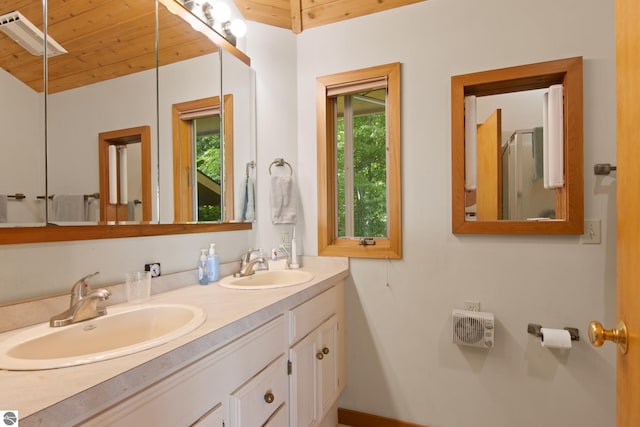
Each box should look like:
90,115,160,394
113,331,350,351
289,314,339,427
289,327,319,427
317,315,339,415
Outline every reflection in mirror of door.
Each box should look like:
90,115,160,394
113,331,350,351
464,89,559,221
451,56,583,234
98,126,151,223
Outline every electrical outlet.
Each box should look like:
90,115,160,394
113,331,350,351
581,220,601,244
145,262,161,277
463,301,480,311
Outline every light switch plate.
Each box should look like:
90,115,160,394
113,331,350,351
581,220,601,244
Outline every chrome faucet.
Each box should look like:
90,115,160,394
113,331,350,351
240,249,262,269
234,257,266,278
50,272,111,327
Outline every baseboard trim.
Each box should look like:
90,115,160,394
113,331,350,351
338,408,429,427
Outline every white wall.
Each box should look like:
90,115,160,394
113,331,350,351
245,23,299,254
247,0,617,426
0,69,45,223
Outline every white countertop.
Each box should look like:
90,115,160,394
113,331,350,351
0,256,349,426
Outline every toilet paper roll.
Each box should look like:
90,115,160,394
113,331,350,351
540,328,572,349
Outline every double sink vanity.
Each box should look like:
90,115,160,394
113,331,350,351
0,256,348,427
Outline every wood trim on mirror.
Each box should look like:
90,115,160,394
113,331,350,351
451,56,583,234
0,222,251,245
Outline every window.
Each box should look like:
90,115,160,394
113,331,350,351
172,95,234,222
317,63,401,258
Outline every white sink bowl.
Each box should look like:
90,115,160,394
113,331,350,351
0,303,206,371
219,269,314,290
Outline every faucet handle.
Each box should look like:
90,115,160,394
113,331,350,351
70,272,99,305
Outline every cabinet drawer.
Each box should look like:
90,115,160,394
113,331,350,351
289,286,337,345
229,355,288,426
81,315,285,427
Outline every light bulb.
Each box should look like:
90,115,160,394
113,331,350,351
229,19,247,38
211,2,231,22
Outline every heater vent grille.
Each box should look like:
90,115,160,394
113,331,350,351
452,309,494,349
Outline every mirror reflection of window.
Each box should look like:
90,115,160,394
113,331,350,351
192,115,222,222
334,89,387,239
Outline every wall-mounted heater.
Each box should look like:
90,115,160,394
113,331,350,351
452,309,495,349
0,11,67,57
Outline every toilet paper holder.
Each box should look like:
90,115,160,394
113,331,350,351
527,323,580,341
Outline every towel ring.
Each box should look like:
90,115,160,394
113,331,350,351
269,158,293,176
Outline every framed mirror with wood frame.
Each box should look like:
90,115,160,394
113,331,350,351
451,56,583,234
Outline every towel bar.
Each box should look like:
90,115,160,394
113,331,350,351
37,193,101,200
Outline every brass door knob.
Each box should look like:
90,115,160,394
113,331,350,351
264,391,275,404
588,321,628,354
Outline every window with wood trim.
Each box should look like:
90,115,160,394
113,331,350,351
172,95,234,223
317,63,402,259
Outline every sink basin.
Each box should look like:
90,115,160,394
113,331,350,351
0,303,206,370
219,269,314,290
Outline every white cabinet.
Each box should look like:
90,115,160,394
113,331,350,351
229,355,288,426
80,315,287,427
77,279,345,427
191,403,224,427
288,282,345,427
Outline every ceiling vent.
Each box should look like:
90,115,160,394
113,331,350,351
0,11,67,57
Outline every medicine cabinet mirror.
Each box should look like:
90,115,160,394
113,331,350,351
0,0,255,244
451,56,583,234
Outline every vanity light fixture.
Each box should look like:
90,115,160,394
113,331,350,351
0,11,67,57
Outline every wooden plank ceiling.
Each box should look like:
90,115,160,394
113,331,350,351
0,0,218,93
234,0,426,33
0,0,423,94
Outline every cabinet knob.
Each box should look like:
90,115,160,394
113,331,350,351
264,391,275,404
322,347,330,355
316,352,324,360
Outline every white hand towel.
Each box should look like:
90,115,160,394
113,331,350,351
270,175,297,224
0,195,7,223
51,195,87,222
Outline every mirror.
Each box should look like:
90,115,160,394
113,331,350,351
0,2,46,226
451,56,583,234
0,0,254,243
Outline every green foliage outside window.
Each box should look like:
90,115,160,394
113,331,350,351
196,134,221,182
337,111,387,238
196,133,222,222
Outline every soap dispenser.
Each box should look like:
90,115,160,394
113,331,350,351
206,243,219,283
198,249,209,285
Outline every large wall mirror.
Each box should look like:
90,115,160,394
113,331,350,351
0,0,255,244
451,57,583,234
